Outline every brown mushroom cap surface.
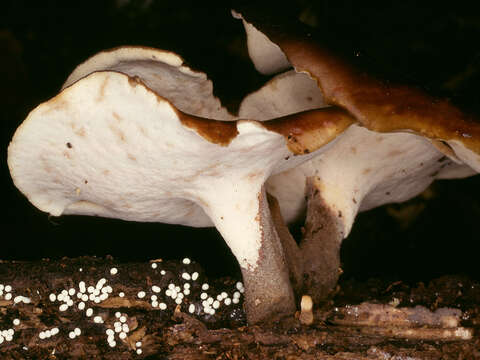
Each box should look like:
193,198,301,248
233,9,480,169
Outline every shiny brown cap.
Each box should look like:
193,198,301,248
234,7,480,156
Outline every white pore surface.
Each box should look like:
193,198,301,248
232,11,291,75
239,70,328,120
448,140,480,173
267,124,452,236
63,47,234,121
8,71,302,269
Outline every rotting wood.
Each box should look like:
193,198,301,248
0,258,479,359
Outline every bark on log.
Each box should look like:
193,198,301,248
0,257,478,359
0,257,245,359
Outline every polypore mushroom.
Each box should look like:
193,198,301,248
7,10,480,326
8,45,355,323
234,8,480,302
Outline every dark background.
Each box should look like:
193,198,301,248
1,1,480,281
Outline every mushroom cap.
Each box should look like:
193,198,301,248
8,70,281,225
234,9,480,165
63,46,235,121
7,46,354,271
8,12,480,261
233,8,480,230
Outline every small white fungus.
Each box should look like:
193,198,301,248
182,272,191,280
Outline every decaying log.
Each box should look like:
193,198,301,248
0,257,478,359
0,257,245,359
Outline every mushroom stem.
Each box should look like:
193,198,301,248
299,177,342,303
267,193,303,295
206,185,296,324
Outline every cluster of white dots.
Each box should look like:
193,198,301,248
45,270,121,339
68,328,81,339
135,341,143,355
149,258,244,316
105,312,130,348
198,281,244,316
0,284,13,300
0,259,244,354
0,319,20,344
38,326,60,340
49,277,114,316
1,284,31,304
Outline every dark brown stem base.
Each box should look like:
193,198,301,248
298,177,342,303
267,176,343,306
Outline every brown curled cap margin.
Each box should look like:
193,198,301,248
63,45,355,154
234,6,480,155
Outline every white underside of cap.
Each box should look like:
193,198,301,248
232,11,291,75
267,124,452,236
448,140,480,173
8,70,305,269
